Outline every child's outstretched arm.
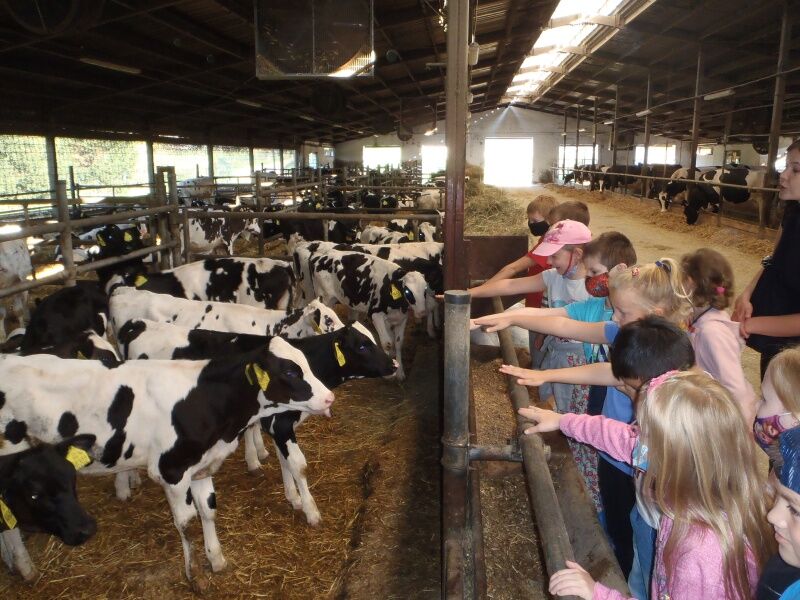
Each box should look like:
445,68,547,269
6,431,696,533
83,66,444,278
484,255,536,284
500,362,618,387
466,273,545,299
477,314,608,342
470,307,567,331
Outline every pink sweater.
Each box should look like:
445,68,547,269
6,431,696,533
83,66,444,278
560,413,759,600
689,308,757,422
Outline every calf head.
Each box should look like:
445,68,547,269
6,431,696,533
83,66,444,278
254,337,334,414
303,299,344,334
334,323,396,379
94,224,143,259
397,271,429,318
0,435,97,546
419,222,437,242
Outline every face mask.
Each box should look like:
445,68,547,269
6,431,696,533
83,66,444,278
753,412,800,464
562,251,578,279
585,272,610,297
528,220,549,237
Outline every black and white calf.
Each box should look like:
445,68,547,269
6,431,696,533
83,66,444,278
118,257,296,310
360,225,412,244
684,166,766,224
18,329,121,368
116,318,396,524
0,340,334,583
0,238,32,341
301,248,428,380
183,205,261,255
109,286,343,338
0,435,97,580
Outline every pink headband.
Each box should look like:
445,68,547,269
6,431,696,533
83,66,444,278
647,370,679,397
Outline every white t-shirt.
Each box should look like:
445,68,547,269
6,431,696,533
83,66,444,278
541,268,592,345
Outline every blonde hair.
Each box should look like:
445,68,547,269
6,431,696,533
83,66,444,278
639,371,774,600
766,345,800,417
526,194,559,218
608,257,693,324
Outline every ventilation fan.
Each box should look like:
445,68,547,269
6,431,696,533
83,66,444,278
752,141,770,155
255,0,374,79
397,124,413,142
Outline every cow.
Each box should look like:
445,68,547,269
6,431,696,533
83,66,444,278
384,220,437,242
90,224,148,286
0,238,32,341
270,200,359,244
109,286,343,339
0,339,334,584
0,435,98,580
415,189,440,210
302,248,428,380
289,236,443,337
17,281,108,355
684,166,767,225
176,176,215,202
655,167,716,212
360,192,398,209
183,205,262,256
360,225,411,244
642,163,683,203
18,329,121,368
115,318,395,523
600,164,644,193
116,257,296,310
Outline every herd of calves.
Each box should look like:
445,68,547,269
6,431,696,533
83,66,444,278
0,218,443,586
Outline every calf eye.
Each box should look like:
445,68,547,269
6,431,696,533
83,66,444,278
284,369,299,378
30,494,39,501
358,343,367,352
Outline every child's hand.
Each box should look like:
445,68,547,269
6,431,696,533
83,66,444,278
472,313,514,332
499,364,550,386
518,406,563,434
548,561,596,600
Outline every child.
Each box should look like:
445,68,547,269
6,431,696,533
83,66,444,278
681,248,759,423
524,370,774,600
754,346,800,468
758,426,800,600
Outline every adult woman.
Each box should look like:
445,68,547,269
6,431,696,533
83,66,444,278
733,140,800,376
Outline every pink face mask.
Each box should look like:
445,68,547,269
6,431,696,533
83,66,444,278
753,412,800,464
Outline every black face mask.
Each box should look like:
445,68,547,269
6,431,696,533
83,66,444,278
528,220,549,236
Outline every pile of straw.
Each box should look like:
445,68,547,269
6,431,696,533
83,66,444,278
464,179,529,237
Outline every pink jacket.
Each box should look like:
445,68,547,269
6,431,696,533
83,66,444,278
690,308,757,422
560,413,759,600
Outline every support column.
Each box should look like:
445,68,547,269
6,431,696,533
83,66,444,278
642,73,652,198
207,140,215,179
248,144,255,174
592,97,598,167
443,0,469,291
612,87,619,165
719,111,733,225
146,139,156,192
45,134,58,194
764,0,791,230
561,111,568,181
575,105,581,167
279,145,285,176
689,47,704,180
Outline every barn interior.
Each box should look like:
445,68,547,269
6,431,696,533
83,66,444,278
0,0,797,598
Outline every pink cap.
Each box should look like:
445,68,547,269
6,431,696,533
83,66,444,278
532,220,592,256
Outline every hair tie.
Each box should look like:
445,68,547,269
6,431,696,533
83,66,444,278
631,267,640,278
655,260,671,273
715,286,726,294
647,370,679,397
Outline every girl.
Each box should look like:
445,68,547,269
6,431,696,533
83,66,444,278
522,370,774,600
681,248,759,423
733,140,800,377
754,346,800,468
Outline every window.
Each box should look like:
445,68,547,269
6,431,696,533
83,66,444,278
153,143,208,181
322,146,335,166
253,148,282,173
308,151,318,169
557,144,600,169
213,145,251,178
634,144,676,164
283,149,296,171
484,138,534,187
363,146,401,170
696,146,713,156
422,145,448,182
0,135,50,200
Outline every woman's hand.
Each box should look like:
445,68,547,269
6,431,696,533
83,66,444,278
472,313,516,332
739,317,751,339
548,561,596,600
499,364,551,386
518,406,563,434
732,291,753,323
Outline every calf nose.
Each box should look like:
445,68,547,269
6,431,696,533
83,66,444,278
324,392,335,407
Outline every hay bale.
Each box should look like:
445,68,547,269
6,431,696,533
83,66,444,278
464,180,528,237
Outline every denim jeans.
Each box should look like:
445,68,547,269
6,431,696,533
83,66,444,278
627,505,657,600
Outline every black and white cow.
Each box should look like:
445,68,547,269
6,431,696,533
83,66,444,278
360,225,412,244
0,340,334,583
360,193,398,209
0,435,98,580
18,329,121,368
600,164,644,193
656,167,716,212
184,205,261,256
109,286,343,339
0,238,32,341
290,236,443,337
643,163,683,203
301,248,428,380
117,257,296,310
684,166,767,225
92,224,148,285
116,318,395,523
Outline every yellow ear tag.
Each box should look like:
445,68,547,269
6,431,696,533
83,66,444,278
408,231,415,240
245,363,270,391
312,320,322,334
275,219,281,225
97,236,106,247
390,284,402,300
134,275,148,288
315,203,322,210
0,499,17,530
334,342,346,367
123,232,133,242
66,446,92,470
76,350,87,360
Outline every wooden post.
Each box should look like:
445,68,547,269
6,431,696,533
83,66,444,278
165,167,183,267
182,207,191,264
562,111,568,182
55,180,75,287
689,47,703,180
443,0,469,291
45,134,59,218
248,144,255,175
146,139,156,193
207,141,215,179
255,171,264,257
719,112,733,226
764,0,791,231
642,73,652,199
575,105,581,168
612,86,619,166
154,168,171,271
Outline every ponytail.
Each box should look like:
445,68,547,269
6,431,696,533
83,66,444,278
608,257,693,324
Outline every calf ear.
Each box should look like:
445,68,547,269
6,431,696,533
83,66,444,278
56,435,97,471
307,308,323,333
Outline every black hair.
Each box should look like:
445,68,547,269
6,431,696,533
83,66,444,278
609,315,695,381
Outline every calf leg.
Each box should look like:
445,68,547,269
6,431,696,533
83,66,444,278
371,313,395,358
161,481,202,583
114,471,133,501
243,424,263,473
0,306,5,341
391,315,408,381
190,477,227,572
0,529,36,581
272,415,320,525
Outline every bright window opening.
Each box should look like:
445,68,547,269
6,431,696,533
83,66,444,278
634,144,677,164
484,138,534,187
308,152,318,169
422,145,448,182
558,144,600,168
363,146,401,170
